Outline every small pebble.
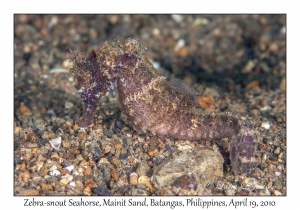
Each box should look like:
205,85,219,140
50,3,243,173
60,168,69,176
111,157,122,168
172,14,183,23
61,174,73,182
75,180,84,192
38,167,49,176
64,165,74,172
242,60,256,73
280,78,286,91
93,187,112,196
129,172,138,185
19,171,30,182
47,109,55,115
41,183,53,191
76,154,84,161
48,16,58,28
15,188,39,196
136,162,150,176
269,43,278,52
274,147,281,154
196,96,214,107
280,26,286,34
178,47,189,57
277,164,284,170
193,17,209,26
138,175,150,185
152,28,160,36
99,157,110,164
115,174,129,187
49,169,61,176
130,189,149,196
69,181,76,187
78,131,86,140
152,61,160,69
92,146,101,161
62,140,71,148
49,165,57,171
51,152,60,159
246,80,259,90
60,178,69,185
109,15,118,25
260,106,271,111
261,122,271,129
148,148,158,157
83,166,92,175
49,137,62,150
19,104,32,115
104,145,112,153
65,102,74,109
275,171,281,176
14,126,23,133
83,187,91,195
273,190,282,196
111,168,119,180
49,68,69,73
224,188,236,196
254,184,265,190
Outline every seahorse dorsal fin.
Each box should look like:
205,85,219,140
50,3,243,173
168,78,197,101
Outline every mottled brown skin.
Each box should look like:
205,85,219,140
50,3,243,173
70,39,256,174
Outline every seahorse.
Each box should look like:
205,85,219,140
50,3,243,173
69,38,256,174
